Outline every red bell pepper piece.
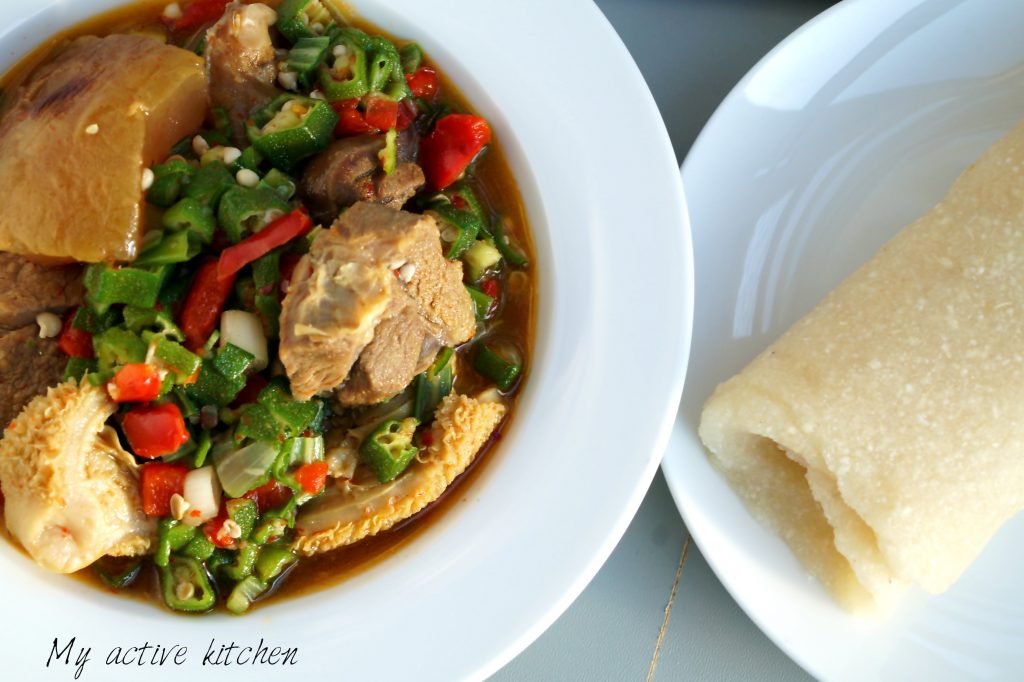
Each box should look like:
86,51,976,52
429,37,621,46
203,507,236,549
294,461,329,495
107,363,162,403
140,462,189,516
332,98,374,136
419,114,492,190
243,478,294,514
363,95,399,131
217,209,313,282
122,402,190,458
334,97,414,137
57,312,94,359
162,0,230,32
480,278,500,299
180,259,236,351
406,67,439,100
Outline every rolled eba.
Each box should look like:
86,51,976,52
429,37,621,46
699,120,1024,611
247,95,338,170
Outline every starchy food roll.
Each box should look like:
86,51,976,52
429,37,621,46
700,120,1024,611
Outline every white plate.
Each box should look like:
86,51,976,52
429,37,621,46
664,0,1024,679
0,1,691,680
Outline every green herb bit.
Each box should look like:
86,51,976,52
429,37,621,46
399,42,423,74
235,403,283,444
162,197,216,244
84,263,168,311
414,348,454,423
183,161,235,209
258,379,325,435
473,342,522,391
154,518,197,569
64,357,98,382
255,544,298,582
218,186,290,243
465,285,494,322
94,328,147,374
147,158,194,207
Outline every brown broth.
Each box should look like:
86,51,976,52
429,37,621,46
0,0,535,612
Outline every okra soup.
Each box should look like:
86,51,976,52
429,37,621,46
0,0,533,614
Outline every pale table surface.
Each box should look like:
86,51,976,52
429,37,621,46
491,1,836,679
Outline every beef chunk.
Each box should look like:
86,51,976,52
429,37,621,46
299,135,425,222
205,2,279,145
335,291,443,405
343,203,476,345
0,253,84,330
0,326,66,427
278,229,393,401
377,162,426,209
279,202,475,404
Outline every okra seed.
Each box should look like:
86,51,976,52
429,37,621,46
236,168,260,188
140,167,155,191
174,581,195,602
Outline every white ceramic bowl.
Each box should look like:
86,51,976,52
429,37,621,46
665,0,1024,678
0,1,692,680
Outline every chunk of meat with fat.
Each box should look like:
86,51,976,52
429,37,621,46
0,381,156,573
0,326,68,428
337,202,476,345
293,392,506,554
299,135,425,222
279,202,476,402
0,253,84,330
0,35,207,261
206,2,279,145
336,290,443,404
279,229,394,401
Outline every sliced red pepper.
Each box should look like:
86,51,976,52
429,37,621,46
332,98,373,136
363,95,398,131
218,209,313,282
57,312,94,359
122,402,190,458
243,478,294,513
480,278,500,299
203,507,236,549
406,66,439,100
334,96,413,136
140,462,189,516
180,259,236,351
162,0,230,32
294,461,329,495
107,363,162,403
420,114,492,190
